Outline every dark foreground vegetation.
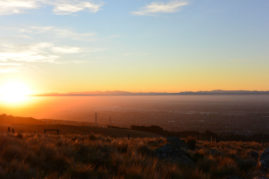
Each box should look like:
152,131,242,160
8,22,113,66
1,114,269,178
131,125,269,143
0,132,269,179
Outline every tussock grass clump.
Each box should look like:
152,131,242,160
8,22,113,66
186,137,197,150
0,134,267,178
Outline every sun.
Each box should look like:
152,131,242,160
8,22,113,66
0,81,32,105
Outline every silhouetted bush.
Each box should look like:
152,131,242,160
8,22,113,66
131,125,164,134
0,132,266,178
137,145,154,156
237,158,257,172
186,137,197,150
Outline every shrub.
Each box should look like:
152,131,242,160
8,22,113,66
237,158,257,172
137,145,154,156
1,144,25,161
89,134,98,140
186,137,197,150
15,133,23,139
116,143,128,153
0,133,264,178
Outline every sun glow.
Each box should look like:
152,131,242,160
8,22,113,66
0,81,32,105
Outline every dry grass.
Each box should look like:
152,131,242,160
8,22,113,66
0,133,268,179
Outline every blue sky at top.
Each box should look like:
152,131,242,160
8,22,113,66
0,0,268,92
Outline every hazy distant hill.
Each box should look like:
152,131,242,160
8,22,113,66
0,114,43,125
0,114,91,126
36,90,269,96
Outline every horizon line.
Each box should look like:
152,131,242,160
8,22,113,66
33,90,269,96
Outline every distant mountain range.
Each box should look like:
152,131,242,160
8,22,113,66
35,90,269,96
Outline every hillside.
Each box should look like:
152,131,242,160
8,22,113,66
0,132,269,178
0,114,43,125
1,114,269,178
0,114,158,138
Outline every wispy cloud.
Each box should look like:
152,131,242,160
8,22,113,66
0,24,105,73
52,1,103,15
0,41,105,73
0,0,103,15
19,26,95,41
0,25,106,73
0,43,81,64
132,0,188,16
0,62,21,73
0,0,39,15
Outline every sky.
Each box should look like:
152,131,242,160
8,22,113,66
0,0,268,93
